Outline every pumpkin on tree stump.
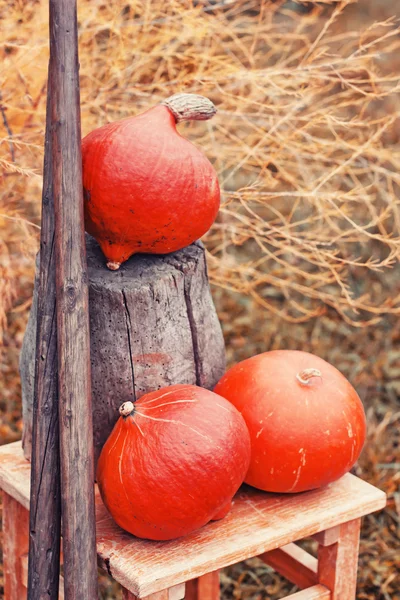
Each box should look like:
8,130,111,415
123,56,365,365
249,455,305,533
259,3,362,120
82,93,220,270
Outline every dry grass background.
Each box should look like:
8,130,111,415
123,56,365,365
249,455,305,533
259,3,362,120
0,0,399,598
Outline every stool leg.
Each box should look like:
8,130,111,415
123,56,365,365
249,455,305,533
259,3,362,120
2,492,29,600
185,571,220,600
317,518,361,600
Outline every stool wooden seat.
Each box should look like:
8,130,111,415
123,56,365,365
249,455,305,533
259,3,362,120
0,441,386,600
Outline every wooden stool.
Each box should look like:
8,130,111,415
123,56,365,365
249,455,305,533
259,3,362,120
0,442,385,600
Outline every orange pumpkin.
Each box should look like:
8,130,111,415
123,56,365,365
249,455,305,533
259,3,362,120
96,384,251,540
214,350,366,493
82,93,220,270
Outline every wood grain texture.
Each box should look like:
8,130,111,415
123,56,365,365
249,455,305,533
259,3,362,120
3,492,29,600
0,443,385,598
185,571,220,600
312,526,340,547
26,71,62,600
122,590,169,600
122,584,185,600
284,585,331,600
318,519,361,599
260,543,317,589
22,237,226,466
21,555,65,600
123,591,167,600
49,0,98,597
122,590,139,600
20,262,37,454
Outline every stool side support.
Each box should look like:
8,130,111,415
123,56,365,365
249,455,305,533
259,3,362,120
318,518,361,600
260,542,318,589
3,492,29,600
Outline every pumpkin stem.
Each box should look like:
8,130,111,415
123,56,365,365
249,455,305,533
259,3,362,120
296,368,322,386
107,261,121,271
119,401,135,417
161,93,217,123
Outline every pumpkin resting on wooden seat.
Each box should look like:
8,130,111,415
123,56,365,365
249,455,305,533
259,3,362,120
215,350,366,494
96,384,251,541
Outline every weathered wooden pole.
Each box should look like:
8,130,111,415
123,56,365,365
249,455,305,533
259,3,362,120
49,0,98,597
27,71,62,599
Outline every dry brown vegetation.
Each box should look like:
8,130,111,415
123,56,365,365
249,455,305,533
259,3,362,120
0,0,399,598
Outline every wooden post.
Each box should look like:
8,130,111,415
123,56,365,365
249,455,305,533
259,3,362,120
318,518,361,599
49,0,98,597
27,71,62,599
185,572,220,600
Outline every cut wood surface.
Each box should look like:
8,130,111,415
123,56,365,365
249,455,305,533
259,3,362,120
0,442,386,598
312,526,340,547
21,237,226,466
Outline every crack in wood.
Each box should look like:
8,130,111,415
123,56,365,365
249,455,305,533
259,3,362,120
31,407,58,532
169,254,203,387
121,289,136,402
43,231,56,294
41,301,57,391
183,278,201,387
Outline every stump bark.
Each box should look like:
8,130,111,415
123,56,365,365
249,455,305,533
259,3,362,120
21,235,226,466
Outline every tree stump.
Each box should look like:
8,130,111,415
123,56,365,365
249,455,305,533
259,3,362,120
21,235,226,466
